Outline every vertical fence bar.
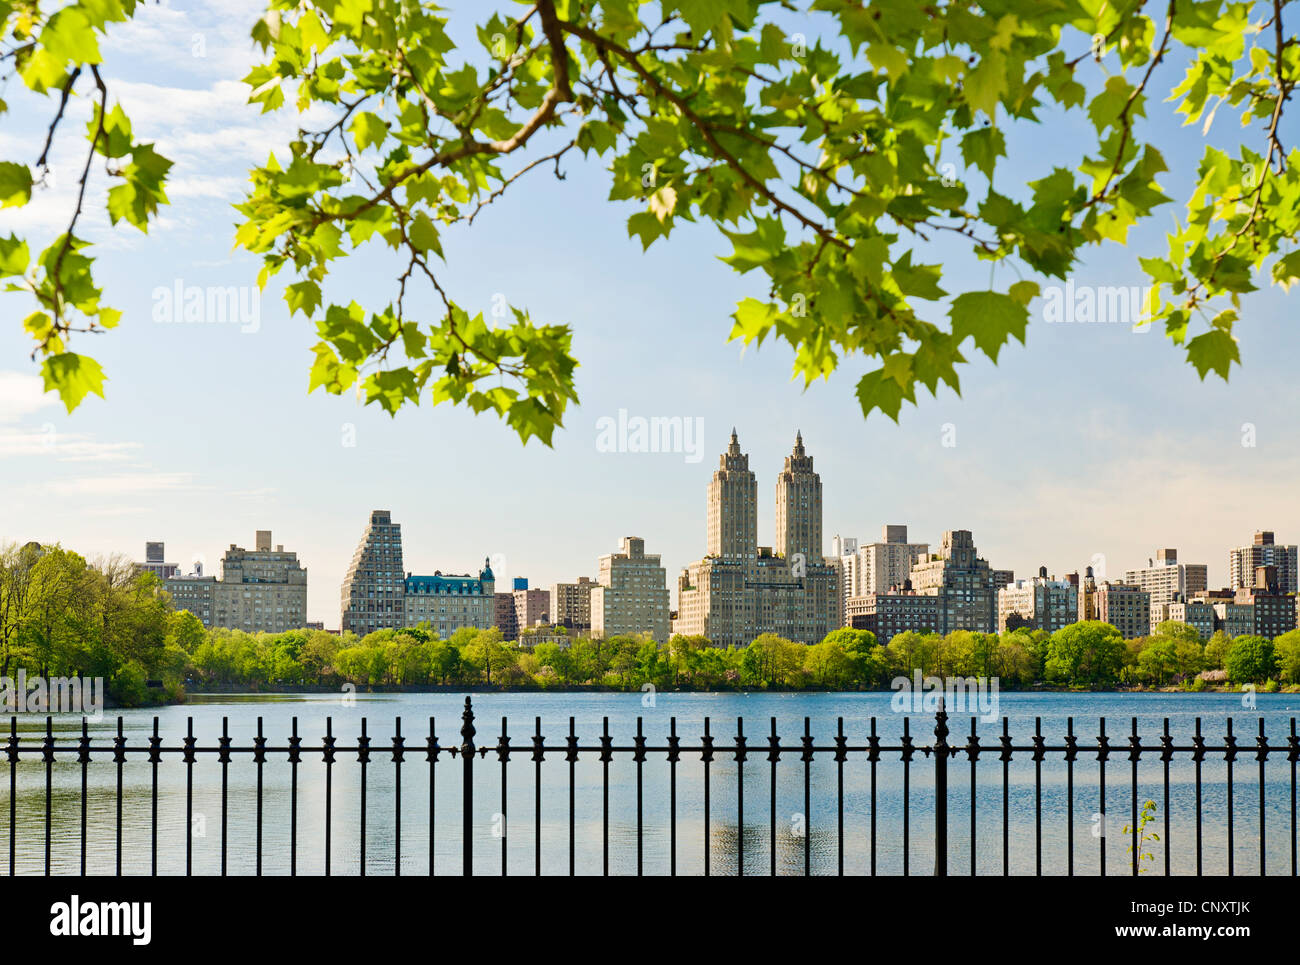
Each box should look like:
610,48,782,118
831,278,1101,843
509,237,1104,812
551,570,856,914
1257,717,1267,877
669,717,679,877
460,698,475,878
78,718,89,876
184,717,194,876
426,716,437,877
393,716,404,877
255,716,265,877
1034,716,1044,877
869,717,878,876
902,716,911,878
566,715,576,877
836,717,846,877
1098,717,1108,877
114,717,125,876
149,716,160,877
703,716,712,878
1291,717,1298,878
219,716,229,877
7,717,15,876
1066,717,1076,877
767,717,778,878
1161,717,1172,878
969,716,980,876
532,716,543,878
933,701,948,878
324,716,334,877
498,715,509,878
634,716,645,877
601,716,611,876
1129,716,1139,878
1000,717,1010,876
1194,716,1204,875
802,716,813,877
735,717,746,877
43,716,52,876
1227,717,1236,877
358,717,369,877
289,716,300,877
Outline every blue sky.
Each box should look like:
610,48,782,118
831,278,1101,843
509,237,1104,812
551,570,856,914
1,2,1296,626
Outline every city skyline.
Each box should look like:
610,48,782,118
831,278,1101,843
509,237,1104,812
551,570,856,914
29,425,1297,632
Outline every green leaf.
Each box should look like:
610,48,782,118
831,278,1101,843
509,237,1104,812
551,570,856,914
0,234,30,275
0,163,32,207
41,353,107,412
949,290,1030,363
1186,329,1239,381
351,112,388,152
959,127,1006,181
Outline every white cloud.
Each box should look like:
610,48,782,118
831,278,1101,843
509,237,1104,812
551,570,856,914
0,372,56,423
49,472,198,496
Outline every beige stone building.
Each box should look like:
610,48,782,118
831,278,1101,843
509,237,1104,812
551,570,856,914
513,586,551,632
674,432,837,647
904,530,1006,634
1096,582,1151,639
1229,531,1298,595
551,577,595,631
166,530,307,633
997,568,1078,633
1123,549,1208,636
402,561,496,638
340,510,406,635
590,537,670,642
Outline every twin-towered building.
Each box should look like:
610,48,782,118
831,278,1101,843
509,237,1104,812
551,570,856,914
673,431,838,646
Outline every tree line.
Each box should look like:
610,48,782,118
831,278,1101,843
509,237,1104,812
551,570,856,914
185,620,1300,695
3,542,1298,703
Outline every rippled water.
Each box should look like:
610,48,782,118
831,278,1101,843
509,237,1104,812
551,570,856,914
2,691,1297,875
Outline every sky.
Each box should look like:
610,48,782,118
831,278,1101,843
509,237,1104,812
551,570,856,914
1,3,1297,627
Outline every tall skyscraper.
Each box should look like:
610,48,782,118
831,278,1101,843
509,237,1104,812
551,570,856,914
1229,531,1298,595
774,431,822,564
707,429,758,562
340,510,406,635
675,432,836,646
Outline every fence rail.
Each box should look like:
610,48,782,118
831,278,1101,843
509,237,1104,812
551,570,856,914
3,697,1298,876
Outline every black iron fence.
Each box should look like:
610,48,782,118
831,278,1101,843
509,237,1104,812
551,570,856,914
4,696,1298,876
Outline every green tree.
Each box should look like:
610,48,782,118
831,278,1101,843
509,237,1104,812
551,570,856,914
7,3,1298,434
1224,634,1275,684
1274,629,1300,684
1045,621,1126,688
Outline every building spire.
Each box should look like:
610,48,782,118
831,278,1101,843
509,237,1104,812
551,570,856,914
794,429,804,457
727,427,741,456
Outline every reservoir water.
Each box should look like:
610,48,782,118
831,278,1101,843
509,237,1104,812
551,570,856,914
3,690,1297,875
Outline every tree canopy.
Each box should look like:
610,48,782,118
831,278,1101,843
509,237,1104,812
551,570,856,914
3,0,1297,441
